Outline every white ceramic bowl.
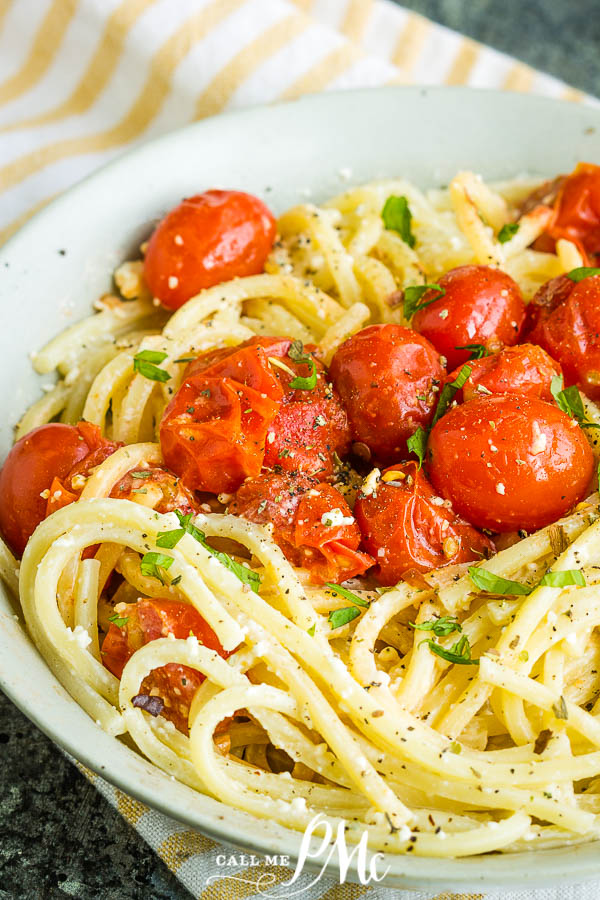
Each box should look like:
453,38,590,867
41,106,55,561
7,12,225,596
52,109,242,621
2,87,600,891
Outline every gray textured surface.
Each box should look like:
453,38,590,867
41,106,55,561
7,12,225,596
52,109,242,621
1,2,599,898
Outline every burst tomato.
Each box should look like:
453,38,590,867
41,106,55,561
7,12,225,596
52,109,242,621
427,395,594,533
0,422,118,557
354,462,494,586
445,344,562,404
101,598,229,734
525,273,600,400
536,163,600,263
161,337,350,493
412,265,525,370
144,190,276,310
229,472,374,584
329,324,445,465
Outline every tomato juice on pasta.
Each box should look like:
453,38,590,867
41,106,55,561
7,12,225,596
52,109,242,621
3,167,600,856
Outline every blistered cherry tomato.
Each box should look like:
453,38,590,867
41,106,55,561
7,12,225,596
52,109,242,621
229,473,373,584
101,598,229,734
445,344,562,404
144,190,276,310
0,422,117,557
412,265,525,370
536,163,600,264
329,324,445,465
427,395,594,532
160,340,283,494
525,273,600,400
354,462,493,586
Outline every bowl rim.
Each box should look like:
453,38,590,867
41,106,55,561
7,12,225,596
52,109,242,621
3,85,600,890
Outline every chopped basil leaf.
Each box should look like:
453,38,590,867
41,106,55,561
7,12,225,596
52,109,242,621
156,528,185,549
140,551,174,583
410,616,461,636
539,569,586,588
108,613,129,628
173,357,196,363
455,343,489,360
422,633,479,666
468,566,532,595
170,574,182,586
567,266,600,283
497,223,519,243
130,471,152,479
406,426,428,468
307,623,316,636
382,196,416,248
403,283,445,319
287,340,317,390
174,509,261,592
133,349,171,383
550,375,600,429
328,606,361,629
431,364,472,425
325,582,369,608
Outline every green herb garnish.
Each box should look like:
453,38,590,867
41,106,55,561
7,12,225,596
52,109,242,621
455,343,489,360
431,364,472,425
130,471,152,479
287,340,318,390
403,283,445,319
140,552,174,583
328,607,361,630
133,349,171,383
174,510,261,593
406,426,428,468
468,567,532,596
567,267,600,283
108,613,129,628
382,195,416,248
422,633,479,666
550,375,600,429
498,223,519,243
410,616,461,636
539,570,586,588
325,582,369,608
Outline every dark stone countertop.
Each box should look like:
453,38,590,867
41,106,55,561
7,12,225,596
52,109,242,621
2,1,600,897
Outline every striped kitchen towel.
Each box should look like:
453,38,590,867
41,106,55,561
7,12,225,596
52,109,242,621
0,1,595,898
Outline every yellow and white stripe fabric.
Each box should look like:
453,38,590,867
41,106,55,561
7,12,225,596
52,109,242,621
2,1,597,897
0,0,590,248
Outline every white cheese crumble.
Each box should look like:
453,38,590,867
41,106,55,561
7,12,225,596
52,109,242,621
321,508,354,527
496,483,506,495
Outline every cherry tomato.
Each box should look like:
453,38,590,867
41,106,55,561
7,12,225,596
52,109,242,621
354,462,494,586
412,265,525,370
144,190,276,310
110,467,198,515
525,273,600,400
160,341,283,494
0,422,117,557
101,598,230,734
427,395,594,533
445,344,562,404
329,324,445,465
229,473,374,584
537,163,600,264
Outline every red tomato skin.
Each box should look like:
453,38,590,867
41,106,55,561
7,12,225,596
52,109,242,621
160,342,283,494
542,163,600,263
525,274,600,400
329,324,445,465
354,462,494,586
144,190,276,310
446,344,562,404
101,598,229,733
412,265,525,370
0,422,113,557
229,473,373,584
427,395,594,533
